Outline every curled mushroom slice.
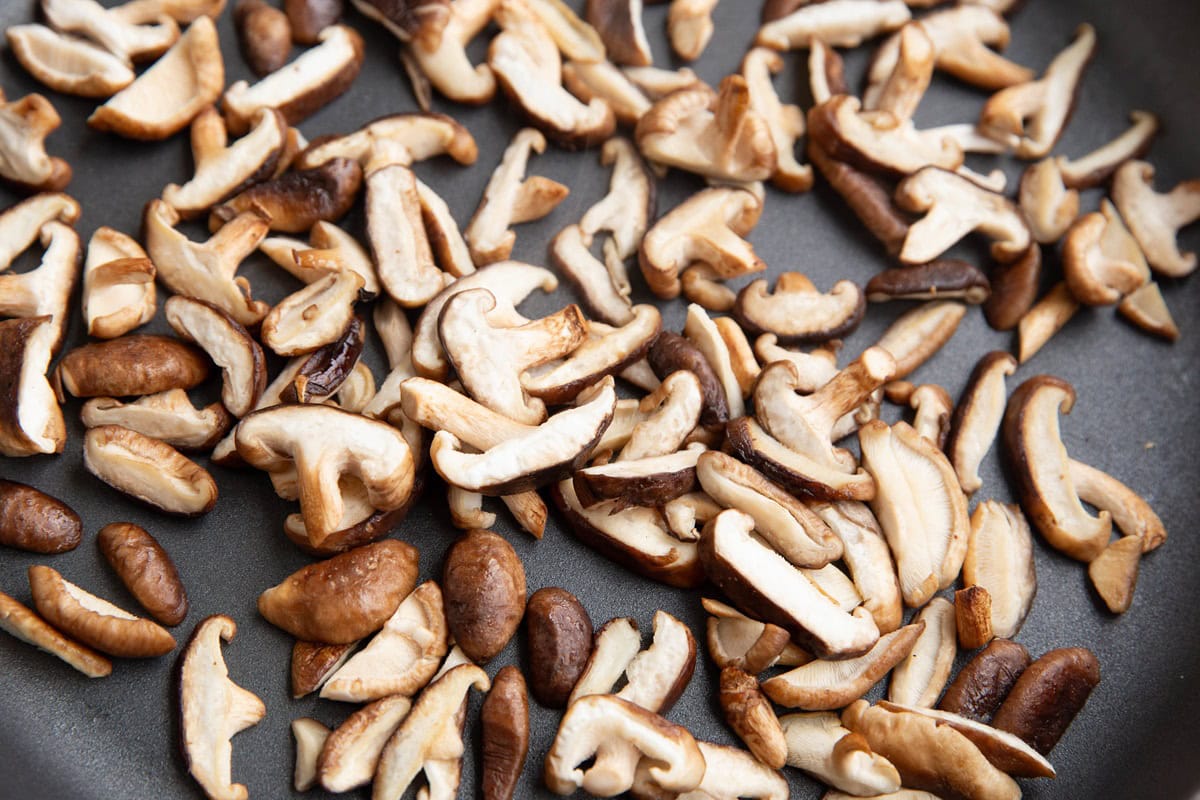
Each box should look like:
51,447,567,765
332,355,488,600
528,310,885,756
811,501,902,635
868,24,934,122
28,565,175,657
489,4,615,149
162,107,287,219
639,187,764,299
636,77,777,183
1016,282,1078,364
0,91,72,193
6,24,135,98
81,226,155,339
292,718,329,792
585,0,650,66
551,225,635,326
280,315,366,404
165,296,266,418
0,589,112,677
0,220,80,352
1002,375,1111,562
42,0,179,64
315,695,411,792
297,111,476,170
683,303,745,419
983,243,1041,332
860,420,968,607
1070,459,1165,553
1057,110,1159,189
81,390,231,452
1019,158,1079,245
964,501,1036,639
780,712,901,796
576,443,701,510
978,24,1095,159
633,740,787,800
873,299,965,382
807,140,910,257
616,609,698,716
84,425,218,515
282,473,415,556
667,0,718,60
521,0,606,62
1118,281,1179,341
179,615,267,800
1062,200,1149,306
907,384,951,449
261,270,364,357
88,16,223,140
727,416,876,502
577,137,654,295
807,39,847,105
570,615,640,702
756,0,911,50
866,260,989,306
144,200,269,326
221,25,364,133
887,597,955,708
0,193,80,270
703,597,805,674
720,666,787,769
946,351,1017,495
895,167,1031,265
808,96,962,179
735,273,864,346
401,0,497,105
1111,159,1200,278
263,220,379,294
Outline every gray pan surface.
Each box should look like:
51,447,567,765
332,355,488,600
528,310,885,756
1,1,1198,798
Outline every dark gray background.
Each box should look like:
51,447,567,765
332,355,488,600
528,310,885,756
1,0,1198,798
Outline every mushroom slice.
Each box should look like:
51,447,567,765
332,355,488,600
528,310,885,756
81,390,232,452
165,296,267,417
263,222,379,292
701,509,880,659
53,334,209,399
0,589,111,677
720,667,787,769
585,0,651,66
1070,459,1165,552
404,0,498,105
873,300,966,382
811,501,903,635
808,96,962,178
703,596,805,674
292,718,329,792
740,47,811,191
978,24,1095,159
0,193,80,269
209,156,362,233
907,384,952,449
622,64,706,99
28,565,174,657
84,425,218,515
860,420,969,607
1018,158,1079,245
563,59,651,127
466,129,568,265
1057,110,1159,189
634,740,787,800
88,16,223,140
552,479,704,588
236,404,415,544
0,220,80,351
779,712,901,796
349,0,449,46
1062,200,1149,306
523,0,606,62
964,501,1036,639
682,303,744,419
735,273,864,346
895,167,1031,265
1002,375,1112,562
41,0,179,64
143,200,269,327
983,243,1041,331
865,260,989,305
221,25,364,133
991,646,1099,756
755,0,911,50
315,695,412,792
713,316,760,398
807,140,910,257
544,694,705,797
570,615,641,702
112,0,227,22
698,451,843,569
335,362,376,413
666,0,717,60
1111,159,1200,278
761,622,923,710
575,444,702,510
447,486,495,530
6,24,135,98
753,335,838,391
946,351,1017,495
639,187,764,300
617,609,698,715
636,76,776,183
937,638,1030,722
488,5,615,149
362,160,446,308
677,265,732,314
372,664,491,800
887,597,954,708
807,39,847,105
1118,281,1179,341
260,270,364,357
279,315,366,404
161,107,287,219
1016,282,1078,364
580,137,654,278
179,615,267,800
320,581,449,703
282,473,414,556
430,378,616,495
727,417,876,502
81,226,155,339
1087,535,1142,614
0,91,72,193
551,225,635,325
867,24,934,122
296,111,476,169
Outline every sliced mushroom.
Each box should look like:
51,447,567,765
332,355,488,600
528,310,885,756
977,24,1096,158
762,622,923,710
807,140,910,256
755,0,911,50
282,474,415,556
895,167,1031,264
888,597,955,707
1087,535,1142,614
1002,375,1111,562
1111,159,1200,278
84,425,218,515
873,299,966,381
683,303,744,419
0,220,80,352
808,95,962,179
0,192,80,269
291,718,329,792
279,315,366,403
645,333,728,428
990,646,1099,756
780,712,901,796
811,501,903,635
316,694,411,791
634,739,787,800
362,160,446,308
586,0,651,65
946,351,1017,495
868,24,934,122
1070,459,1165,552
906,384,952,448
563,55,650,122
1117,280,1179,341
622,64,706,98
293,641,356,699
209,156,362,233
521,0,606,62
718,666,787,769
42,0,179,64
576,445,702,509
726,416,876,501
1058,110,1159,189
489,3,615,148
667,0,717,60
478,665,529,800
639,187,764,299
0,90,72,193
179,616,267,800
234,0,292,76
334,363,376,413
703,596,805,674
578,137,654,295
88,16,223,140
298,113,475,173
55,334,209,400
81,390,231,452
221,24,364,133
348,0,448,45
165,295,266,417
0,589,111,677
1019,158,1079,245
403,0,498,104
636,76,777,183
735,273,864,345
938,638,1030,722
28,565,174,657
261,270,364,356
570,615,641,702
983,243,1041,331
6,23,135,98
807,39,847,105
1062,200,1150,306
81,226,155,339
551,225,636,326
614,609,697,716
0,479,81,554
865,260,990,305
1016,282,1078,363
859,420,969,607
143,200,270,326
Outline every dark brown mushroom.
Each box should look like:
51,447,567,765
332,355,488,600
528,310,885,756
866,260,990,304
54,335,209,399
279,315,365,403
647,331,729,427
209,157,362,233
938,638,1031,722
807,140,911,257
481,665,530,800
234,0,293,76
991,646,1100,755
0,479,81,554
982,243,1041,331
586,0,651,66
286,0,344,44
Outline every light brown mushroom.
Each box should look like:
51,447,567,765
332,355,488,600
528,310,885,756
1016,282,1078,364
811,501,903,635
907,384,952,449
88,16,223,140
0,193,80,268
1087,535,1142,614
316,695,412,792
608,370,703,460
0,90,72,192
0,219,80,352
726,416,876,502
666,0,717,60
963,501,1035,639
734,272,864,345
179,615,267,800
586,0,651,66
1057,110,1159,189
865,260,990,306
551,225,635,325
401,0,497,104
112,0,227,23
6,24,135,98
83,425,218,515
622,64,706,98
81,226,156,339
1019,158,1079,245
888,597,955,707
1117,280,1179,341
360,159,445,307
81,390,232,452
42,0,179,64
260,269,364,356
807,39,847,104
1070,459,1165,552
703,596,807,674
755,0,911,50
720,666,787,769
895,167,1031,264
165,295,267,417
522,0,606,62
277,315,366,404
208,155,362,233
0,589,111,677
562,59,652,127
578,137,654,297
610,609,697,717
1111,159,1200,278
780,712,901,796
946,351,1017,495
291,718,329,792
868,24,934,122
983,243,1041,331
1062,200,1149,306
634,740,787,800
808,95,962,178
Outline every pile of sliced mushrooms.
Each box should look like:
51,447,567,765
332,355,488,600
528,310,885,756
0,0,1192,797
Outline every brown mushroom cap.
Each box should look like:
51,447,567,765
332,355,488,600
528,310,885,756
983,243,1041,331
97,522,188,626
480,664,530,800
990,646,1100,756
0,479,81,554
735,273,865,345
938,638,1031,722
55,334,209,399
442,529,527,664
866,260,990,305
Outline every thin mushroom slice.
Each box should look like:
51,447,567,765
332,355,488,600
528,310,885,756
82,226,156,339
0,219,80,352
84,425,218,515
622,64,705,99
262,221,379,294
1062,200,1149,306
317,695,412,792
734,272,864,345
403,0,498,105
179,616,267,800
261,269,364,356
1118,281,1179,341
668,0,718,61
448,486,495,530
41,0,179,64
720,667,787,768
550,224,634,325
755,0,911,50
887,597,955,708
81,390,233,452
279,315,366,404
560,61,646,122
726,416,876,502
6,24,135,98
585,0,651,66
292,718,329,792
112,0,226,23
978,24,1095,159
983,243,1041,331
713,316,760,399
1002,375,1112,562
570,616,640,702
946,351,1017,495
616,609,698,716
807,140,910,257
578,137,654,287
631,740,787,800
522,0,606,62
681,264,736,313
0,590,112,677
866,260,990,305
88,16,223,140
1019,158,1079,245
1087,535,1142,614
761,622,923,710
335,363,376,413
906,384,952,449
873,299,965,381
964,501,1036,639
866,24,934,123
165,296,267,418
208,156,362,233
808,39,847,105
895,167,1031,265
683,303,745,419
779,712,901,796
1016,282,1078,364
608,370,702,462
1058,110,1159,189
574,444,703,510
348,0,449,46
1069,459,1166,552
0,193,81,269
364,159,445,308
221,25,364,134
810,501,903,635
703,597,805,674
1111,159,1200,278
0,91,72,193
807,95,963,179
143,200,270,327
296,111,477,170
753,335,838,392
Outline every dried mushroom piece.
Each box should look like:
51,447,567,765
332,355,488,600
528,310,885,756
1062,200,1149,306
756,0,911,50
54,334,209,399
291,718,329,792
0,220,80,352
964,501,1036,639
88,16,223,140
946,351,1017,495
84,425,218,515
279,315,366,404
1111,159,1200,278
209,156,362,233
403,0,498,105
585,0,651,66
703,597,805,675
1019,158,1079,245
82,226,156,339
261,270,364,356
81,390,232,452
522,0,606,62
888,597,955,708
179,615,266,800
720,666,787,769
297,111,477,170
0,589,112,677
779,712,901,796
1057,110,1159,189
990,646,1099,756
735,273,864,345
42,0,179,64
1016,282,1078,364
633,740,788,800
1070,459,1165,552
807,140,910,257
316,694,411,791
808,95,963,178
222,25,364,133
811,501,903,635
978,24,1095,158
1118,281,1179,341
6,24,135,98
0,90,72,192
165,296,266,418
